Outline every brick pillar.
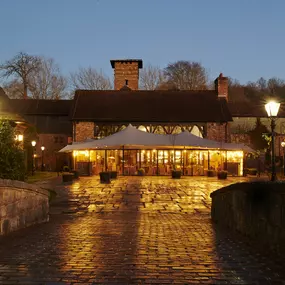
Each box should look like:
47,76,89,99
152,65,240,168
110,59,143,90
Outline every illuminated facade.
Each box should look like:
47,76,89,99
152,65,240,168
72,148,244,177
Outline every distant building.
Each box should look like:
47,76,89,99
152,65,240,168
71,59,232,144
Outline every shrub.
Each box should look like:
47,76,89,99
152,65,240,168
217,170,228,179
0,120,26,181
207,170,215,177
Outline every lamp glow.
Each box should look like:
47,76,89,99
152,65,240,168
265,101,280,117
41,146,45,151
17,134,23,141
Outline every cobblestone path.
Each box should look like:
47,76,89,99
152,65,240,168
0,177,285,284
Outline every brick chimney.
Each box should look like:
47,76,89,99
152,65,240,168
110,59,143,90
215,73,228,101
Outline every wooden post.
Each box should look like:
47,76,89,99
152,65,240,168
156,150,159,175
122,146,125,176
208,151,210,169
183,149,185,175
105,149,107,171
89,150,91,175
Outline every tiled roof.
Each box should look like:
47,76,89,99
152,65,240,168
71,90,232,123
10,99,72,115
9,98,72,135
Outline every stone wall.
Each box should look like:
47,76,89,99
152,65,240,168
206,123,228,142
211,182,285,253
0,179,49,235
75,122,94,142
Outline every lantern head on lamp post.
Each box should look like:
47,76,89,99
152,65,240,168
265,101,281,181
281,141,285,176
41,146,45,171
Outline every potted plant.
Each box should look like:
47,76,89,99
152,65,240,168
70,169,79,179
217,170,228,179
207,169,215,177
99,171,111,183
109,171,118,179
171,168,182,179
248,168,258,176
138,168,145,176
62,171,74,183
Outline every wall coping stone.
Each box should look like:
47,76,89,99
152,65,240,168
210,181,285,198
0,179,49,197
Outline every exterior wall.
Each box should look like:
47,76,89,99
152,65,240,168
75,122,94,142
113,61,140,90
206,123,228,142
211,182,285,254
0,179,49,235
34,133,69,171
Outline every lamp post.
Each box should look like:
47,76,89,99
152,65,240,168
31,141,36,176
281,141,285,176
265,101,281,181
41,146,45,171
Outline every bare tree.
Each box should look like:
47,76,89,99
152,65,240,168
156,80,179,90
28,57,67,99
2,79,24,99
70,67,112,90
139,64,166,90
267,77,285,95
0,52,41,99
164,60,208,90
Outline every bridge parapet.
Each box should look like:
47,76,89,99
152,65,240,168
211,181,285,253
0,179,49,235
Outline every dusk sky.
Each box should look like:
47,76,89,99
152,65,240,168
0,0,284,84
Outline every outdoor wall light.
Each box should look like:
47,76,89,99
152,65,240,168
16,134,23,141
31,141,36,147
41,146,45,151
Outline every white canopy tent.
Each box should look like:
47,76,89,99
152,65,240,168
59,124,253,153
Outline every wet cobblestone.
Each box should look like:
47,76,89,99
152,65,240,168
0,176,285,284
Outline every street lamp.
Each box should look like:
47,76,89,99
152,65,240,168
31,141,36,175
281,141,285,176
265,101,281,181
41,146,45,171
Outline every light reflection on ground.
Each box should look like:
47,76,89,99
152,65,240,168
0,176,283,283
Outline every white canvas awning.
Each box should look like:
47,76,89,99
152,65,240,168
59,124,254,152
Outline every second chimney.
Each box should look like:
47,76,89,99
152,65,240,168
215,73,228,101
